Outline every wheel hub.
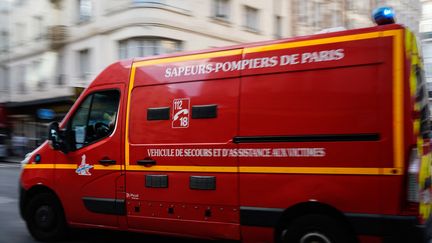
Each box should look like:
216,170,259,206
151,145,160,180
35,205,55,229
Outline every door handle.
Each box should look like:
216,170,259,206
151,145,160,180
137,159,156,166
99,159,116,165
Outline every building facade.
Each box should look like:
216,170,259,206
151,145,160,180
420,0,432,107
291,0,420,36
62,0,292,88
0,0,73,154
0,0,423,154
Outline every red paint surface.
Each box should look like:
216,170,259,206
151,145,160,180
20,24,422,242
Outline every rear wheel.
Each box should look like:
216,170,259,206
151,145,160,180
25,193,67,242
279,214,355,243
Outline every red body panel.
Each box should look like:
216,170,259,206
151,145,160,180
20,24,422,242
127,75,240,239
20,142,56,190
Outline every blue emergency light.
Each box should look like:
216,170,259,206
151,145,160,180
372,7,395,25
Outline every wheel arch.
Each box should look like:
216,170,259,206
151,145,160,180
20,185,63,221
274,201,358,243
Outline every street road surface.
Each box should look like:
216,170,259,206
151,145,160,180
0,162,232,243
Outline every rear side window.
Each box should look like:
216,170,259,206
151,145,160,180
69,90,120,149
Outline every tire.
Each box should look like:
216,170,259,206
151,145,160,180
24,193,67,242
279,214,356,243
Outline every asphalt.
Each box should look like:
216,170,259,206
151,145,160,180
0,163,34,243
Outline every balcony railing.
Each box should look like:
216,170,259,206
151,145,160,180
48,25,68,49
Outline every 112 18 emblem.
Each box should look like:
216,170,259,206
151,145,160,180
172,98,190,128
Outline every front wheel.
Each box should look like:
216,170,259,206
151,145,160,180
279,214,356,243
24,193,67,242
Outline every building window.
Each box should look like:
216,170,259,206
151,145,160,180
422,43,432,59
425,63,432,78
346,0,355,11
16,23,25,44
274,15,282,38
78,49,91,80
119,38,182,59
332,10,342,27
33,60,46,91
78,0,92,22
0,30,8,53
18,65,27,94
213,0,230,20
244,6,259,32
56,54,65,86
298,0,308,23
313,2,322,28
34,16,44,40
427,82,432,96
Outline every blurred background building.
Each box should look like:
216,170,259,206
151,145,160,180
0,0,425,157
420,0,432,101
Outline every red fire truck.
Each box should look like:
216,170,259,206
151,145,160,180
19,20,431,243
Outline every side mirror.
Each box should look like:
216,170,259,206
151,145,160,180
48,122,60,150
48,122,70,154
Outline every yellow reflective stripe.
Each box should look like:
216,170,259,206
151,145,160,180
25,164,55,169
381,168,403,175
24,164,402,175
24,164,120,170
134,49,243,68
418,138,424,155
125,65,136,167
411,31,419,56
134,31,400,67
410,68,417,97
405,29,413,56
244,32,381,54
93,165,122,170
56,164,77,169
407,30,420,66
414,120,421,136
383,30,404,170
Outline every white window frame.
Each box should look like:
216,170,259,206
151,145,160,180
213,0,230,20
78,49,91,80
244,6,259,32
274,15,282,38
18,65,27,94
33,16,44,40
78,0,92,22
298,0,308,23
118,37,182,59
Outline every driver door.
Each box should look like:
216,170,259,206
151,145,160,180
54,84,125,227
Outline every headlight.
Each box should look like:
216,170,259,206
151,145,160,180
21,152,33,168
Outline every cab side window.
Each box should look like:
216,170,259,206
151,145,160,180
69,90,120,149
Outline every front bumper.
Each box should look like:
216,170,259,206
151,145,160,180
346,213,429,243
